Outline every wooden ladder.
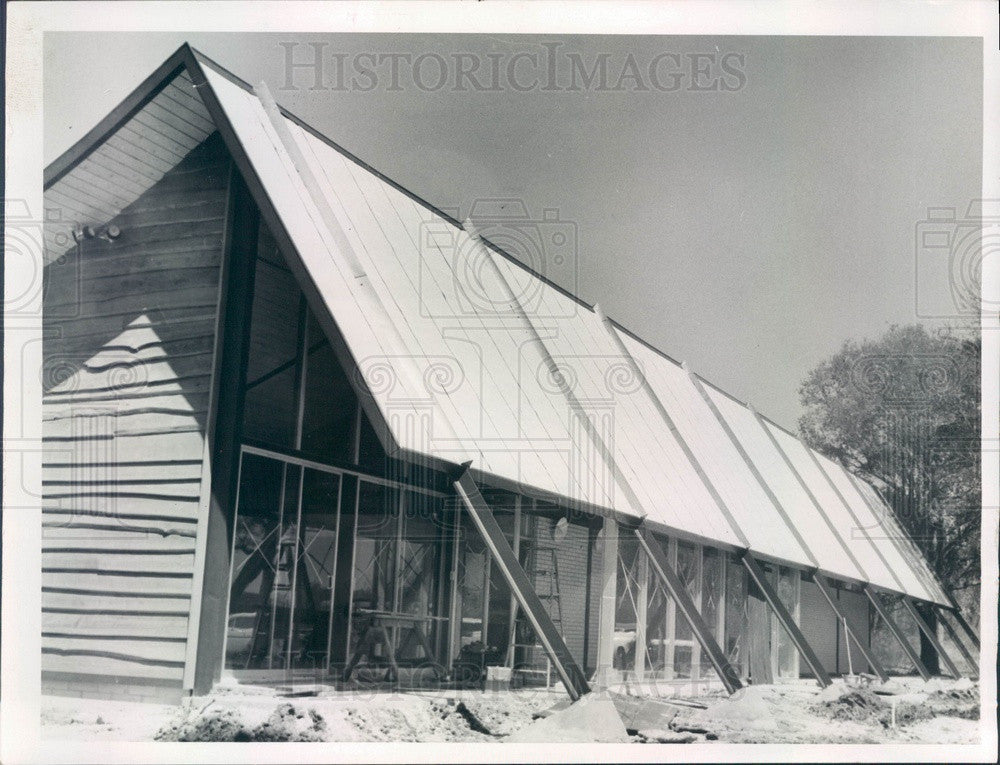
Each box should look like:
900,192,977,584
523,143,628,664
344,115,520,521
512,537,564,688
453,466,590,700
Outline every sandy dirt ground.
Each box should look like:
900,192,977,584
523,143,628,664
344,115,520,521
40,675,981,744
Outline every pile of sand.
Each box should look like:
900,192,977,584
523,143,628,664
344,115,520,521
690,685,777,730
504,691,629,743
342,698,495,742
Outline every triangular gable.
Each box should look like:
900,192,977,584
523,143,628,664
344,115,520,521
45,54,215,263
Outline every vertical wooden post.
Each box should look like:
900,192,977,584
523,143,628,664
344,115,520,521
593,517,619,688
635,548,648,680
864,586,931,681
191,172,259,694
742,555,831,687
664,538,678,680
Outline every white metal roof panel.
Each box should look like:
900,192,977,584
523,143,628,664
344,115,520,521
762,419,910,595
703,385,868,583
617,335,813,567
849,478,950,605
812,453,942,604
298,120,622,509
203,66,638,515
495,262,743,546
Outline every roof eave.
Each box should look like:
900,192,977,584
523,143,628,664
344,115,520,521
44,43,201,190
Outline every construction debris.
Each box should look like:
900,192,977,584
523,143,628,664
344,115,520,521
504,691,629,743
633,729,699,743
609,693,681,731
41,677,981,744
155,703,328,742
690,685,777,728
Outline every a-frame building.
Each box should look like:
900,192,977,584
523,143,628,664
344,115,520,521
41,45,975,702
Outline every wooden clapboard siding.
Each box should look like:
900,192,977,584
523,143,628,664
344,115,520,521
42,460,204,481
42,549,197,574
42,130,231,689
42,615,191,640
41,652,187,680
44,70,217,263
43,570,193,596
800,579,838,675
42,515,199,538
836,588,871,675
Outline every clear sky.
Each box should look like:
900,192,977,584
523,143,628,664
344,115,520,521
43,33,982,431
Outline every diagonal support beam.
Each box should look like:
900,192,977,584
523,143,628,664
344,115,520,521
808,574,888,682
453,466,590,701
936,606,978,675
741,555,832,687
635,525,743,694
901,598,962,679
946,599,981,651
864,586,931,681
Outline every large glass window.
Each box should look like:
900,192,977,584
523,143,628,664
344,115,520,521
699,547,725,679
672,541,701,679
268,464,302,670
225,454,345,674
614,536,643,673
724,553,747,680
242,249,301,449
350,482,398,641
240,222,363,465
226,454,285,670
225,219,455,682
288,468,342,670
771,565,801,678
395,491,445,662
346,481,450,673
